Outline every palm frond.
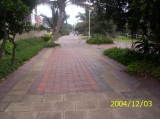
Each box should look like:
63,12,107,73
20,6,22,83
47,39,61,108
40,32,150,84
40,0,50,4
75,12,86,21
69,0,91,9
69,0,89,4
40,14,53,29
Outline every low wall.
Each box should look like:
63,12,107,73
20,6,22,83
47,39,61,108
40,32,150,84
15,30,49,41
0,30,51,43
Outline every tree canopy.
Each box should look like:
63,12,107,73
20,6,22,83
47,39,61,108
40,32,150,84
0,0,39,64
91,0,160,53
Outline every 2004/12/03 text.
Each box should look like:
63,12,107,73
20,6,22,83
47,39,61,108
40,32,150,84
111,100,152,107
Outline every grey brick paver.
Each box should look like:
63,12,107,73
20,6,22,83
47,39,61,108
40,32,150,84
89,109,116,119
1,95,23,102
103,92,123,99
64,94,83,101
43,94,63,102
53,101,75,111
111,85,132,92
6,102,31,111
22,95,43,102
37,111,63,119
0,112,14,119
136,91,154,98
121,92,144,98
135,107,160,118
12,84,32,90
65,111,88,119
83,93,104,100
112,108,142,118
97,99,112,108
0,103,9,111
7,89,27,95
76,101,98,110
12,112,38,119
29,102,53,111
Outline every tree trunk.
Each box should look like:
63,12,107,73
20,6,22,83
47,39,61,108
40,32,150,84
0,11,7,59
0,37,7,59
91,33,94,38
52,10,63,42
96,33,98,39
105,32,108,38
131,33,134,48
10,35,16,66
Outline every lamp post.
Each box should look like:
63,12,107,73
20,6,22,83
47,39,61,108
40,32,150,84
89,9,90,39
83,0,91,39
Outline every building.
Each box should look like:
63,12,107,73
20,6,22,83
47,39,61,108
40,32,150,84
25,7,37,26
36,15,43,26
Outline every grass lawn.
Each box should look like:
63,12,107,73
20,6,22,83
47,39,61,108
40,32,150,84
0,38,59,81
86,37,113,44
81,35,89,40
114,36,138,43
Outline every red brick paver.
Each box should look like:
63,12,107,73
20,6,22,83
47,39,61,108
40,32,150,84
27,47,113,94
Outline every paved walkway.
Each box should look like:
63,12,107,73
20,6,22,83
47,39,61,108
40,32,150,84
0,34,160,119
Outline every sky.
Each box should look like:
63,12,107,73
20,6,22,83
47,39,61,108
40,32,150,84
37,4,85,25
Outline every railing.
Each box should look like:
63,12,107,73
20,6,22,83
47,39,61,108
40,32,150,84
115,32,142,39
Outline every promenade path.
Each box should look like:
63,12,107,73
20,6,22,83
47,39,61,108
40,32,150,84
0,33,160,119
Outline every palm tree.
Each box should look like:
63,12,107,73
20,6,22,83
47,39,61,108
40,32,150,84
76,12,86,21
75,9,90,35
41,5,58,34
39,0,90,42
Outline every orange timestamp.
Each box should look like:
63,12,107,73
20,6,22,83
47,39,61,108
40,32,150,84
111,100,152,107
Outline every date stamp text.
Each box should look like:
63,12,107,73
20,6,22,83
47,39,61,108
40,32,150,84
111,100,152,107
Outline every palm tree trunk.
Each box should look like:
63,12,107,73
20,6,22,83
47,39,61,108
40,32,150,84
51,9,63,42
51,1,66,42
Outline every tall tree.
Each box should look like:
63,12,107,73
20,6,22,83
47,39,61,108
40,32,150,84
76,12,86,21
91,0,132,31
0,0,38,64
130,0,160,53
91,0,160,53
75,9,89,34
40,0,90,42
41,5,58,34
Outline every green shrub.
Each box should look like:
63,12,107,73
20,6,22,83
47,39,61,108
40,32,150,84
153,67,160,78
16,39,45,61
103,47,133,65
86,38,113,44
45,42,60,47
103,47,160,79
16,44,44,61
133,36,157,54
0,58,23,80
126,61,155,74
16,38,44,52
42,34,52,42
4,42,13,55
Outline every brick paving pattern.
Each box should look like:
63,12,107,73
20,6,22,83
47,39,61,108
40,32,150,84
27,47,114,94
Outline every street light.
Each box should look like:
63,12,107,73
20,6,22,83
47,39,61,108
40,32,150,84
89,9,90,39
83,0,91,39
